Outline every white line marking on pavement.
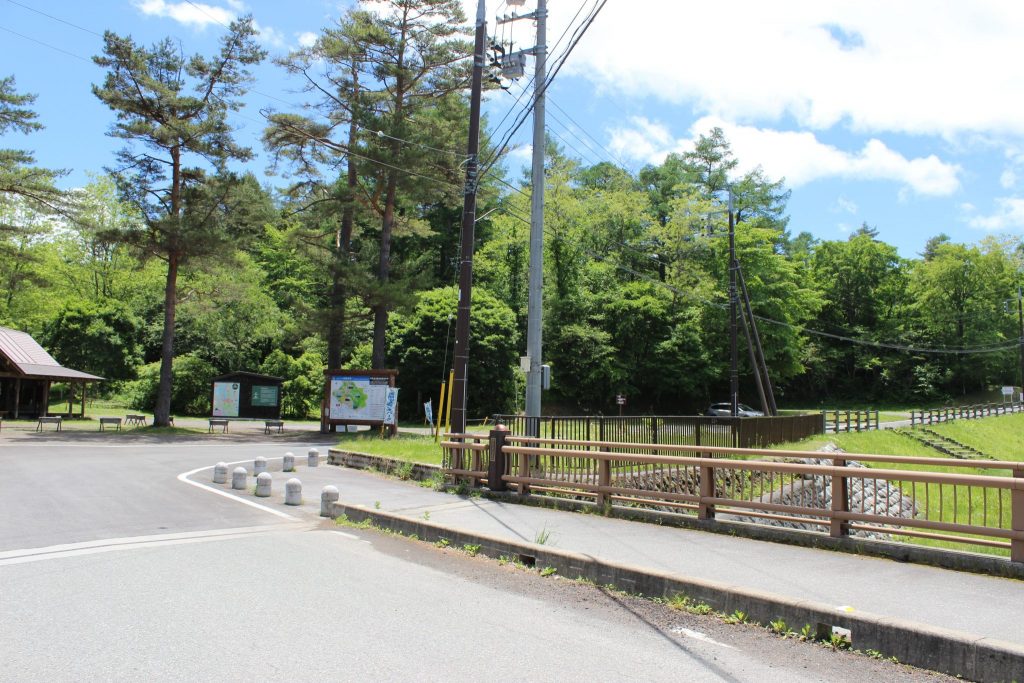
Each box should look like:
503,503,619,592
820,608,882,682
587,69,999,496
331,531,371,544
670,627,736,649
0,524,306,566
177,461,299,521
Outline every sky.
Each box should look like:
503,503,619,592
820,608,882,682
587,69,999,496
3,0,1024,257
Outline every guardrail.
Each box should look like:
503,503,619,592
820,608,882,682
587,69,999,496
492,413,825,449
442,432,1024,562
910,401,1023,426
821,409,879,433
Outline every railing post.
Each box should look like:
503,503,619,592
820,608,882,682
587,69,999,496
487,426,509,492
830,458,849,538
845,410,851,432
855,411,861,432
1013,472,1023,563
910,409,915,427
596,452,611,514
518,441,531,497
471,437,482,488
651,416,658,445
874,410,880,430
698,460,715,520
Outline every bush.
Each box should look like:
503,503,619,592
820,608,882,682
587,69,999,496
125,353,217,415
259,342,325,419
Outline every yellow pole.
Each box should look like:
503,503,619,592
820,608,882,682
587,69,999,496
435,381,447,443
445,368,455,435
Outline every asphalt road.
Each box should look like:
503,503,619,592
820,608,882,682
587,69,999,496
0,437,953,682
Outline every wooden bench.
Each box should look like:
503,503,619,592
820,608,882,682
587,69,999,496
264,420,284,434
99,417,122,432
208,418,229,433
125,414,147,427
36,416,62,432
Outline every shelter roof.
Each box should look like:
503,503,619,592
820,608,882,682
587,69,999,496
212,371,284,384
0,326,104,381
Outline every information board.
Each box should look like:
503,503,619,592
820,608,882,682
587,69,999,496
251,385,279,407
329,375,392,421
212,382,240,417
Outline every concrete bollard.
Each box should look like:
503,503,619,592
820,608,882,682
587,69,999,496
307,448,320,468
254,456,267,476
255,472,272,497
283,452,295,472
231,467,247,490
320,485,339,517
285,478,302,506
213,462,228,484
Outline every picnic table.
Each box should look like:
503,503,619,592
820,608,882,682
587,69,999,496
99,417,122,432
264,420,284,434
208,418,229,433
125,414,147,427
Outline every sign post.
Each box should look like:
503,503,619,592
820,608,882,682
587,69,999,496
616,394,625,417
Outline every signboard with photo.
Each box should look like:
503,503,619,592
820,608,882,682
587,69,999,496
212,382,240,417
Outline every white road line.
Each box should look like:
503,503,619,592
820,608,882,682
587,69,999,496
177,460,300,521
670,627,736,649
0,524,306,566
333,531,360,540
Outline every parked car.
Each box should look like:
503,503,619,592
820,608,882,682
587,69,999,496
705,402,764,417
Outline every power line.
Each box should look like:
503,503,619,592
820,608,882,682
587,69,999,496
4,0,103,37
0,25,92,62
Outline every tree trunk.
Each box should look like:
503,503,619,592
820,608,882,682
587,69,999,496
327,67,360,370
371,175,397,369
154,254,179,427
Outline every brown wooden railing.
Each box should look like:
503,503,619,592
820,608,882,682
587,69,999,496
492,413,825,449
442,433,1024,562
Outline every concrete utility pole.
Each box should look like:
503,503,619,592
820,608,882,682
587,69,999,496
525,0,548,434
448,0,487,435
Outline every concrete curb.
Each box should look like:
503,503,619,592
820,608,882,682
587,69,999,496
332,502,1024,683
327,449,439,482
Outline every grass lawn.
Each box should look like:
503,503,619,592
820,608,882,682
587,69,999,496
334,431,447,466
925,413,1024,460
774,427,1019,557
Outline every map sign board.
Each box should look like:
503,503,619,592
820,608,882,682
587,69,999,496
212,382,240,417
329,375,393,421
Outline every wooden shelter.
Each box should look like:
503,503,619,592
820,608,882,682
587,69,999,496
210,372,283,420
0,326,103,419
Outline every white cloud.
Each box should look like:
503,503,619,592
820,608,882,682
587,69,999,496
1000,169,1017,189
252,20,286,48
297,32,318,48
548,1,1024,139
834,196,858,214
134,0,234,28
607,116,962,197
967,197,1024,231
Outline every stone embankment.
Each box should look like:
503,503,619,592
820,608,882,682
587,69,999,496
614,443,918,539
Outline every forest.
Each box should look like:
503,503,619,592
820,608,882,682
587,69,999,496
2,5,1022,424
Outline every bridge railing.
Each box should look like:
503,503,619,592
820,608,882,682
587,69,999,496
442,433,1024,563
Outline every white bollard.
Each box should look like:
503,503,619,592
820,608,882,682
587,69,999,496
254,456,267,476
307,448,320,468
320,485,339,517
283,452,295,472
285,478,302,506
255,472,272,497
213,462,228,484
231,467,247,490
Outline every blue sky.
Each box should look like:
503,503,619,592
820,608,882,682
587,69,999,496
3,0,1024,257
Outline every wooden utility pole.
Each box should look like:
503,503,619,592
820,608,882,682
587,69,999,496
449,0,487,435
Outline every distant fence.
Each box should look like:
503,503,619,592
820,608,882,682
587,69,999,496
821,409,880,433
910,400,1024,427
443,433,1024,562
492,414,825,449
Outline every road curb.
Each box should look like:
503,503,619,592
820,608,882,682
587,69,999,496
332,501,1024,683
